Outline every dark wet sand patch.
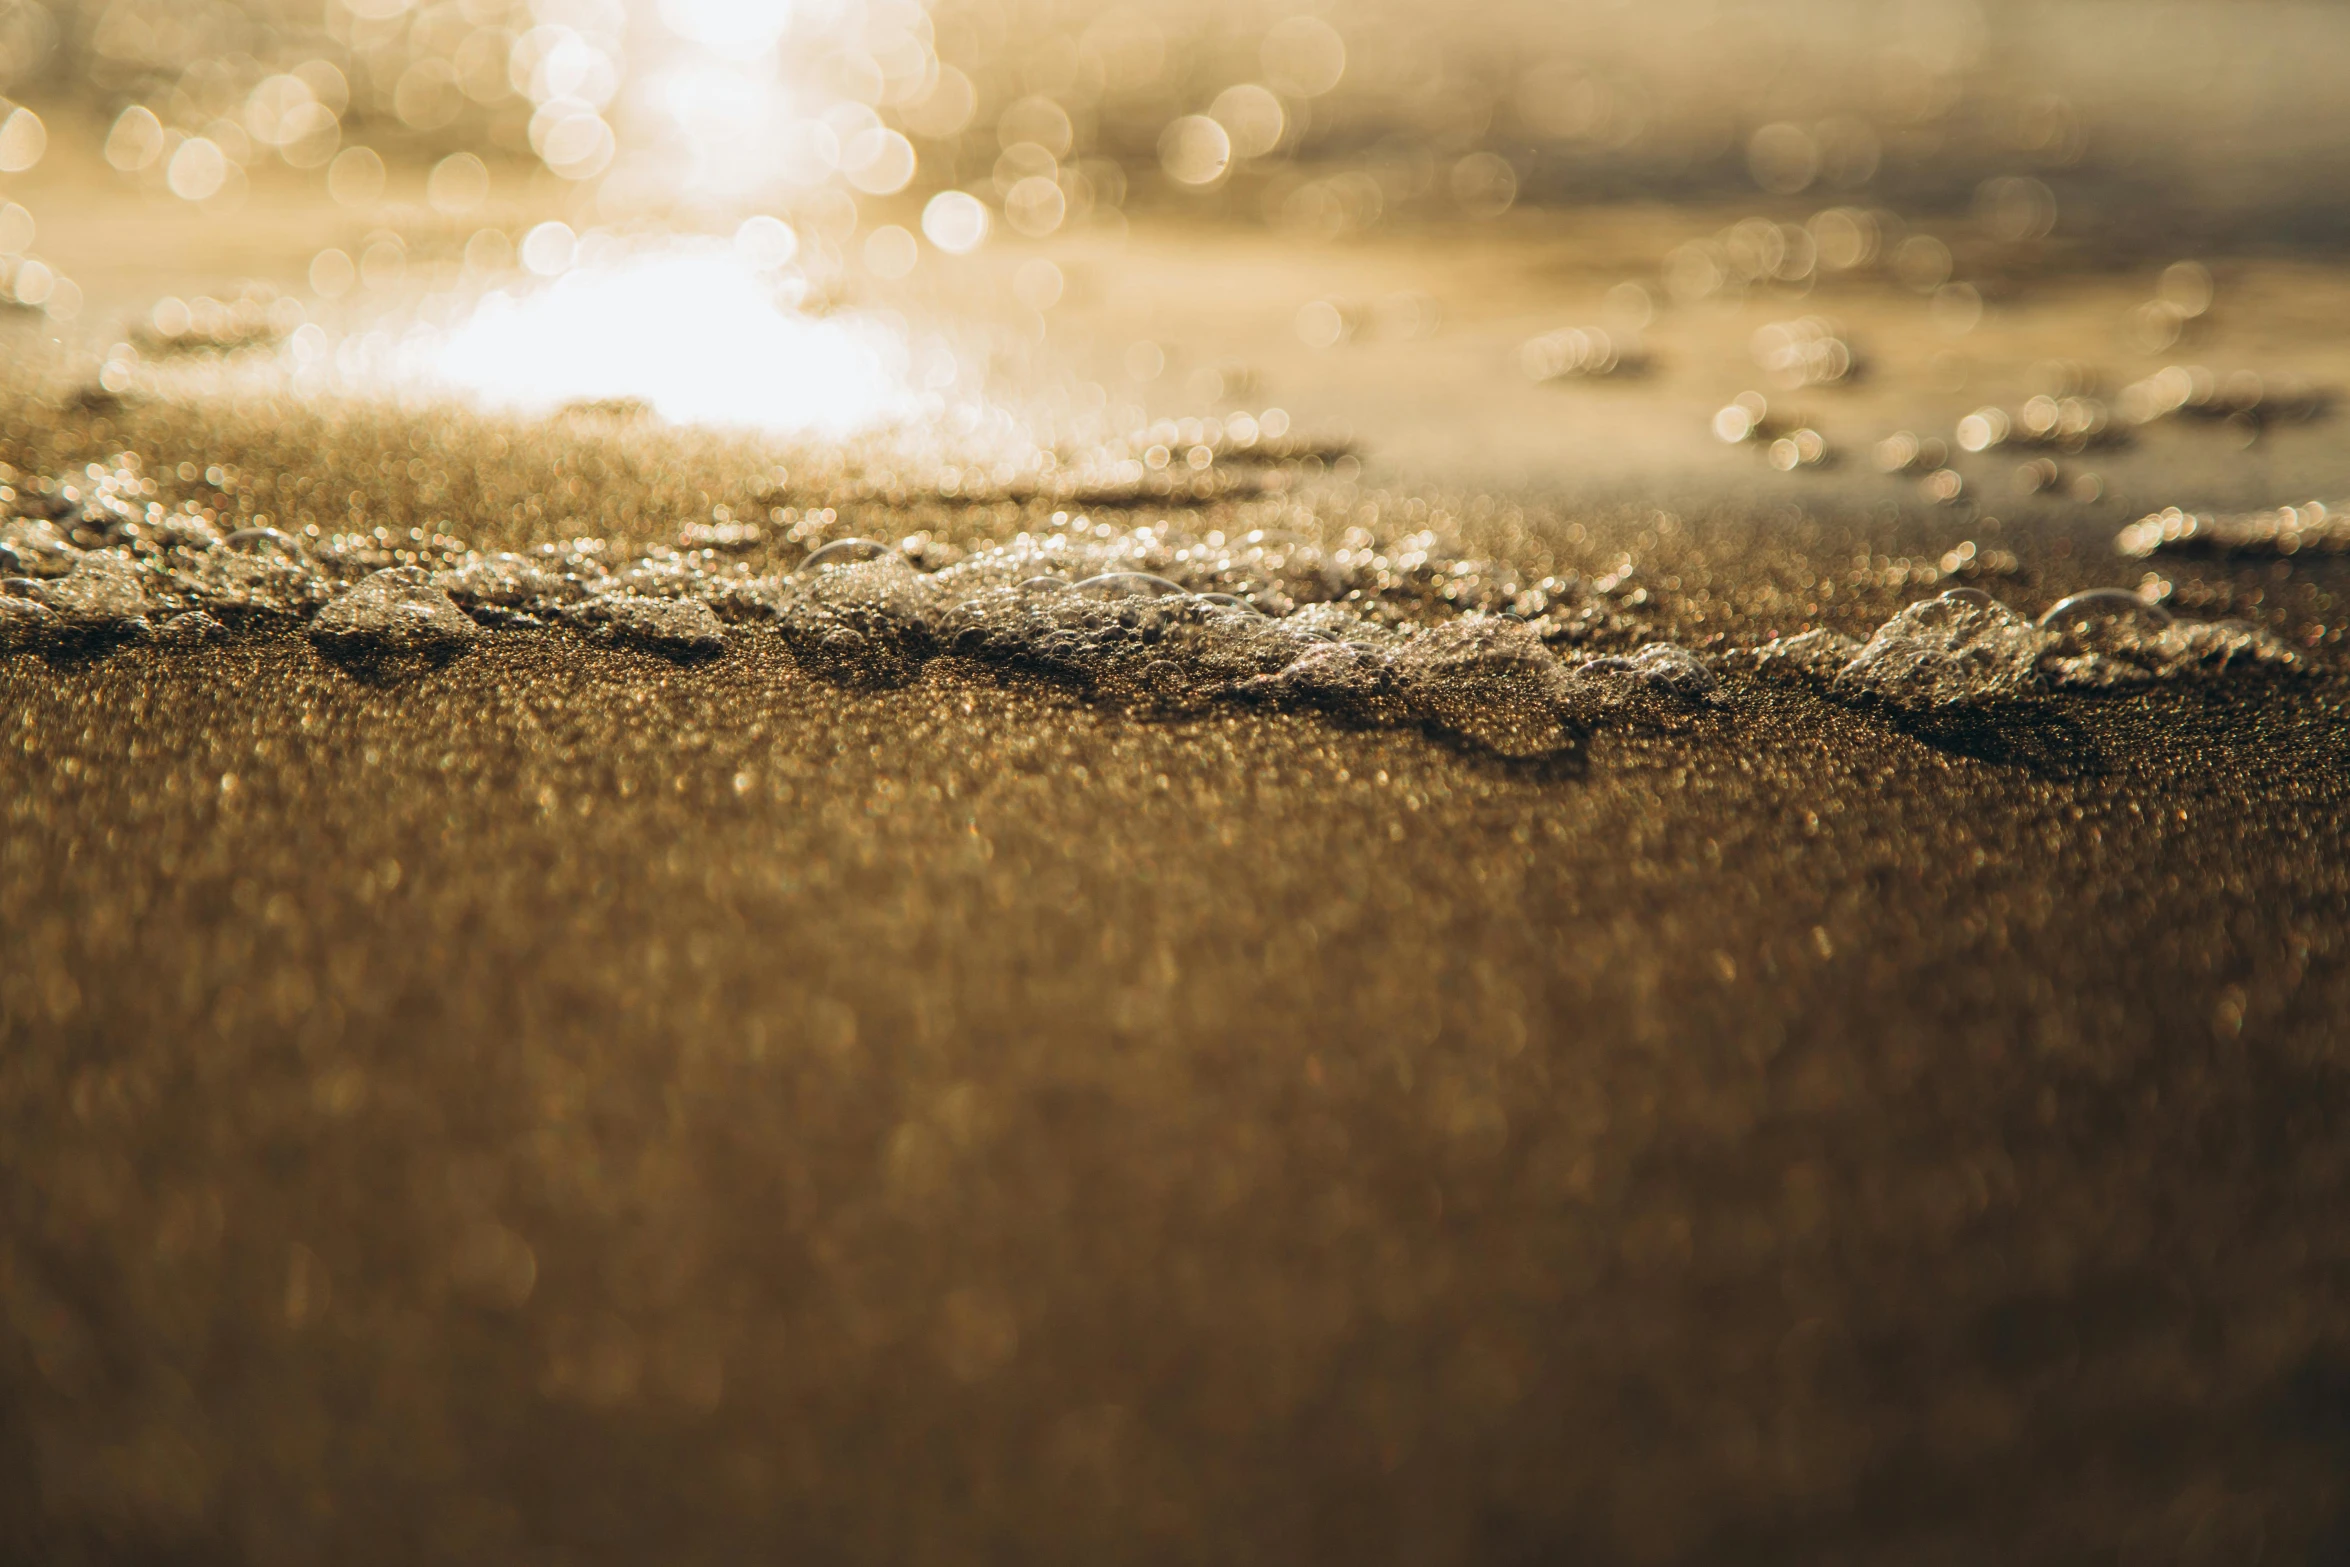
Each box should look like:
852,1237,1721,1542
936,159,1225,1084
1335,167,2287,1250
4,629,2349,1563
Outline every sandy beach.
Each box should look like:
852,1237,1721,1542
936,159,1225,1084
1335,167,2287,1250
3,376,2348,1562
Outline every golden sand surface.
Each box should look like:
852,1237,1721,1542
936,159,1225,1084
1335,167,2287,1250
4,381,2349,1562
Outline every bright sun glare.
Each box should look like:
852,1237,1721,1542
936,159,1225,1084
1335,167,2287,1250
657,0,800,52
434,244,913,435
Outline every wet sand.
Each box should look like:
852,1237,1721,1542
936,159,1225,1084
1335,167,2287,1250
6,378,2350,1563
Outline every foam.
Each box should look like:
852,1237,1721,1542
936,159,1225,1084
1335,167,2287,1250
152,609,227,644
1745,587,2300,712
563,593,726,658
0,478,2314,758
308,567,482,656
32,550,151,629
1830,590,2051,711
183,535,335,617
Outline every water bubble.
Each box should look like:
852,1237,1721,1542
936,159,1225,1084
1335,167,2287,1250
800,538,894,572
223,527,308,557
1070,572,1188,599
1570,643,1725,711
565,594,724,658
2038,588,2173,635
310,566,482,657
1831,589,2050,712
1740,627,1866,683
2034,588,2297,690
34,551,148,630
153,610,227,645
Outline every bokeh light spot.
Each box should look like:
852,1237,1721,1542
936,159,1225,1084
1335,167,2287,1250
1159,116,1232,187
922,191,990,254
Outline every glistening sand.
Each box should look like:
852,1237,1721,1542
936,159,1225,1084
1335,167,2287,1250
4,386,2350,1564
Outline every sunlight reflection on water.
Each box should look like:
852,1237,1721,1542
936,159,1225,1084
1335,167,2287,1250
433,241,918,434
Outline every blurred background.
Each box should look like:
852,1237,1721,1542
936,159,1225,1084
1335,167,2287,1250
2,0,2348,512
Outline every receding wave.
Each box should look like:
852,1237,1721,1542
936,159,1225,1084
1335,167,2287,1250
2,459,2309,762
